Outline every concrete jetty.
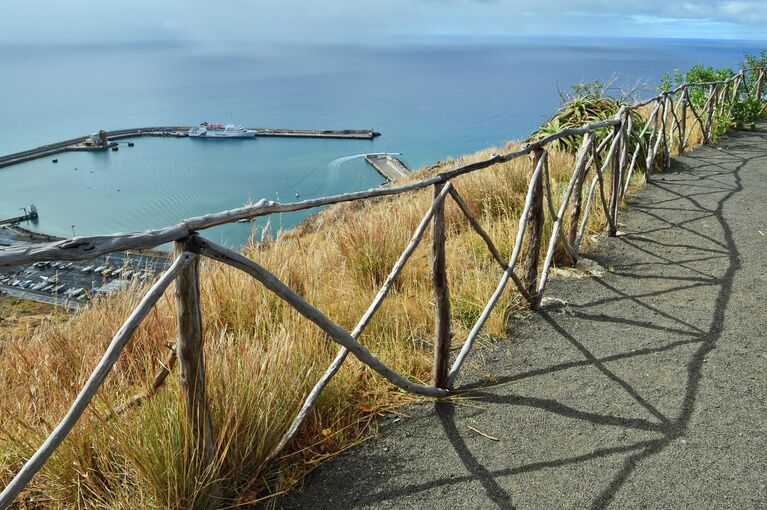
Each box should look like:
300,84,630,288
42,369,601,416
364,153,410,181
0,205,38,226
0,127,381,169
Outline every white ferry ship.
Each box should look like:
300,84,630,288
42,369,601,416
188,122,256,138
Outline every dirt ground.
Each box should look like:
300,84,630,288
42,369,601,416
279,125,767,509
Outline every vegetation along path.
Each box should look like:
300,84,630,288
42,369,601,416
280,125,767,509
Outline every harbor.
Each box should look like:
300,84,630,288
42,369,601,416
364,153,410,181
0,126,382,169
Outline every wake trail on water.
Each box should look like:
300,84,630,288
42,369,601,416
327,153,369,175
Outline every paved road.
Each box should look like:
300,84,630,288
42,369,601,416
280,126,767,509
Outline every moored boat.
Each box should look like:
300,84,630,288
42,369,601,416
188,122,256,138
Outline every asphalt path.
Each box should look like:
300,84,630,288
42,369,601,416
280,125,767,509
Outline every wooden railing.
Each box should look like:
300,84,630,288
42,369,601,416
0,67,764,508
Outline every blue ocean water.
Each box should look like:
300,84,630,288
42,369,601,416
0,37,762,245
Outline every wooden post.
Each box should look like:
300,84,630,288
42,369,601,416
431,183,451,389
756,69,765,100
660,93,670,169
679,91,688,154
522,149,544,307
608,122,622,237
721,80,731,117
173,237,218,499
705,84,717,144
618,113,631,199
566,133,595,266
645,98,662,179
731,73,742,102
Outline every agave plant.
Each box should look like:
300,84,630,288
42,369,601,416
529,93,649,172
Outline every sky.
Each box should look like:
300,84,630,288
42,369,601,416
0,0,765,47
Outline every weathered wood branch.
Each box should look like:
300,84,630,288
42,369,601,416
0,225,190,267
106,346,177,419
447,187,534,305
679,91,688,154
575,174,600,252
682,88,707,149
652,96,667,171
446,152,546,386
624,100,660,194
542,157,578,263
0,253,193,509
173,237,218,503
522,149,545,305
536,140,592,298
431,183,451,389
256,183,453,475
595,124,621,234
704,83,717,143
196,239,449,397
661,93,671,168
566,132,596,265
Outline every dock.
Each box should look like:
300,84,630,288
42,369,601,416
0,127,381,169
252,128,380,140
364,153,410,181
0,205,38,226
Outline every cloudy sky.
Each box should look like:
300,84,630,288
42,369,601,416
1,0,765,47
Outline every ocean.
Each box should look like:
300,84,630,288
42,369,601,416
0,36,762,246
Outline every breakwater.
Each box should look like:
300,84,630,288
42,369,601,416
0,127,381,169
364,153,410,181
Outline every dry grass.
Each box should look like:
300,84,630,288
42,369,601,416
0,104,694,508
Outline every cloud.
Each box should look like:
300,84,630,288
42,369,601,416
0,0,764,47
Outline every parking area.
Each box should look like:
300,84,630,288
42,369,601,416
0,252,168,308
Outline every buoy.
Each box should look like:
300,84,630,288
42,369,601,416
52,159,58,163
127,142,135,147
111,146,119,151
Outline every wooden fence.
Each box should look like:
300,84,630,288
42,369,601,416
0,67,764,508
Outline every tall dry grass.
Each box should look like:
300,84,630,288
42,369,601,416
0,105,694,508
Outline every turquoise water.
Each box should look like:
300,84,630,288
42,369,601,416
0,37,762,245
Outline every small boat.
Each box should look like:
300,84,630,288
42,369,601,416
188,122,256,138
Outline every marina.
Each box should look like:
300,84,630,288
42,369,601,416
0,126,382,169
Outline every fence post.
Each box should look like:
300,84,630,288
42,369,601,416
705,84,716,144
660,93,670,169
566,132,595,266
431,183,451,389
756,69,765,100
608,121,622,237
522,149,544,308
721,80,731,117
173,236,219,500
731,72,742,102
618,113,631,200
679,90,688,154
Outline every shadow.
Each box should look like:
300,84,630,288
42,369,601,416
408,128,753,507
282,127,765,510
435,401,516,509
